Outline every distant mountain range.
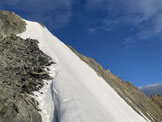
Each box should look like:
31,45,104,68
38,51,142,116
140,83,162,97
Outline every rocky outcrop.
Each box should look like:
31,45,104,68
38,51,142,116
0,10,55,122
0,11,26,39
151,95,162,111
0,35,53,122
68,46,162,122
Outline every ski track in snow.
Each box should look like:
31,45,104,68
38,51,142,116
18,19,151,122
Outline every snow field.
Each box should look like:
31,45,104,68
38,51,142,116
18,20,150,122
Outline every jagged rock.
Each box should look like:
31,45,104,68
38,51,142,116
0,95,41,122
0,34,53,122
31,71,49,76
0,11,26,38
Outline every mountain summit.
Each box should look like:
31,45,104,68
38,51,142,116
0,11,162,122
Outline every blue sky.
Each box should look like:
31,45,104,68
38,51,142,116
1,0,162,86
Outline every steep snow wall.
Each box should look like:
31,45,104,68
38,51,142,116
18,20,149,122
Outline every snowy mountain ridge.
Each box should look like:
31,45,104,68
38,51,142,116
1,10,162,122
18,19,151,122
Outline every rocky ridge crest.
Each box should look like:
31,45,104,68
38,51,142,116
0,11,53,122
0,11,26,39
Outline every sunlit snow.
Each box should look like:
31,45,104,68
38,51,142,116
18,20,149,122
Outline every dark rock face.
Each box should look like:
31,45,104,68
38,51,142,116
0,11,54,122
0,35,53,122
0,11,26,38
0,93,41,122
68,46,162,122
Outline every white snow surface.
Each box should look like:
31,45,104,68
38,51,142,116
18,20,149,122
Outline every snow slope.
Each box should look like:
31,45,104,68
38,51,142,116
18,20,149,122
